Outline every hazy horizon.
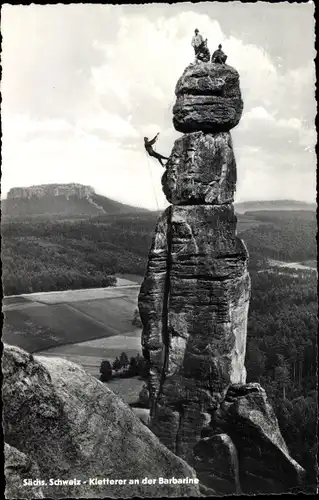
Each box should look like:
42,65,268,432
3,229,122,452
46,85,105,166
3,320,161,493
1,2,316,209
1,181,316,211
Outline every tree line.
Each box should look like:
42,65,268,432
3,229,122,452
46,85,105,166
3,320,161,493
2,211,316,295
100,267,317,483
245,267,317,484
2,210,316,485
100,352,149,382
240,218,316,262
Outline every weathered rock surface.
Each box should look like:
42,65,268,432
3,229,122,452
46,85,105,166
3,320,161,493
193,434,241,494
132,407,151,426
139,210,170,403
173,63,243,133
162,131,236,205
212,383,306,493
139,60,306,496
138,204,250,461
3,344,200,498
5,443,44,499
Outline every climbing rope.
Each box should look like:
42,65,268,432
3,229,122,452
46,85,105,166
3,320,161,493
168,99,175,112
145,152,160,211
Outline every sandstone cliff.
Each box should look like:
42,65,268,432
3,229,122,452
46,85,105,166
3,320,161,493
3,183,147,217
7,183,95,200
173,63,243,133
162,131,237,205
139,62,249,463
3,344,200,499
138,61,306,494
5,444,44,499
209,383,306,493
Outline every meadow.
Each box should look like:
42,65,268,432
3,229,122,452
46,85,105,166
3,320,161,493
2,286,141,352
37,332,142,378
36,331,144,404
1,212,268,296
2,209,316,296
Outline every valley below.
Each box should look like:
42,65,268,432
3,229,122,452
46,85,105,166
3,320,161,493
2,281,145,405
1,197,317,482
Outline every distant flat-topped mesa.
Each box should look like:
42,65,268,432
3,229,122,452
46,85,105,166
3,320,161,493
7,183,95,200
173,63,243,133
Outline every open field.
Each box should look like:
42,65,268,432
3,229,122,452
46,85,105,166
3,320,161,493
37,341,144,404
115,273,144,285
268,259,318,272
2,285,140,353
3,285,144,404
37,332,142,378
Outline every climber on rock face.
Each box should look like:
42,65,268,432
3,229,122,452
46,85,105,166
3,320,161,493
212,44,228,64
191,29,204,57
144,133,169,168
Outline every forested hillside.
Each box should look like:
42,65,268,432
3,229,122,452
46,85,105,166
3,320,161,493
235,200,316,213
1,213,158,295
245,268,317,484
2,210,315,296
240,211,316,262
2,209,317,482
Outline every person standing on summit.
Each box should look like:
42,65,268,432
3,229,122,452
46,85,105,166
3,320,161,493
191,29,204,57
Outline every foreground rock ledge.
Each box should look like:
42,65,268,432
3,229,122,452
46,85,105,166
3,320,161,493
3,344,200,499
211,383,306,494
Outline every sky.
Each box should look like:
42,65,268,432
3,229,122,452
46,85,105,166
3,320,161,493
1,2,316,209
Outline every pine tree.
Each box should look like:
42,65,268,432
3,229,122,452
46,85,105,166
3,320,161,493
128,356,139,376
112,357,121,372
100,360,112,382
274,355,290,400
120,352,129,369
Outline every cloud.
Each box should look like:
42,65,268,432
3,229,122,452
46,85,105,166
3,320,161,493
1,4,316,207
236,104,315,173
79,110,139,139
1,131,168,209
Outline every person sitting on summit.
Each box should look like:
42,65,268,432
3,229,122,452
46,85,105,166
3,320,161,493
144,133,169,168
211,44,228,64
191,29,204,57
197,39,211,62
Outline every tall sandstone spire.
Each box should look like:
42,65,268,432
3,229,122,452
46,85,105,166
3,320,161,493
138,61,305,494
